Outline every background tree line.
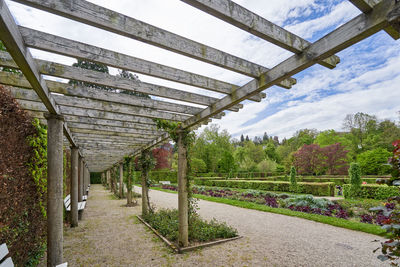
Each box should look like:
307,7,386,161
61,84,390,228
182,112,400,176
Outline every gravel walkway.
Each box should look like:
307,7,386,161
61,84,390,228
60,185,388,266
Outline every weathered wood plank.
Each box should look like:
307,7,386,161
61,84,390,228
349,0,400,39
181,0,340,69
182,0,400,128
70,128,162,138
71,133,154,141
17,26,272,96
64,116,158,130
68,122,164,136
13,98,162,125
0,51,242,111
15,0,291,83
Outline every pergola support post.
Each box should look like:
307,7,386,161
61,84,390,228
70,146,79,227
119,163,123,198
177,129,189,247
45,113,64,267
78,157,83,202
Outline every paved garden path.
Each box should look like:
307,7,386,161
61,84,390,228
62,184,388,266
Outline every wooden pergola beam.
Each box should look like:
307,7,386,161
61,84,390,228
0,51,242,111
181,0,340,69
0,0,78,147
7,86,198,122
70,128,162,138
68,122,164,136
0,72,220,117
182,0,400,129
14,0,293,85
73,134,155,142
18,26,269,98
15,99,169,126
349,0,400,39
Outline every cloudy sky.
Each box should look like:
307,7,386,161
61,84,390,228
6,0,400,139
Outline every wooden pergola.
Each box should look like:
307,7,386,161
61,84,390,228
0,0,399,265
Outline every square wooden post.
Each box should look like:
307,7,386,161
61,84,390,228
45,114,64,267
177,130,188,247
70,146,79,227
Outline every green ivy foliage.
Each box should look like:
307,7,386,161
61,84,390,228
27,118,47,217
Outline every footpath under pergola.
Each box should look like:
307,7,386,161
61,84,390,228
0,0,399,266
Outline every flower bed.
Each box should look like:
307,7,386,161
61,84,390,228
157,184,398,227
141,208,238,247
194,179,335,196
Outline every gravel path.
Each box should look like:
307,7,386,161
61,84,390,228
61,185,388,266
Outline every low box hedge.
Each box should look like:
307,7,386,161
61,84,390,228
343,184,400,200
194,179,334,196
134,170,178,183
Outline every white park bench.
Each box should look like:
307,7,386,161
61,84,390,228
63,194,86,212
159,181,171,185
0,243,67,267
0,243,13,267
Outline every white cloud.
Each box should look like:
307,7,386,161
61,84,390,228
4,0,399,143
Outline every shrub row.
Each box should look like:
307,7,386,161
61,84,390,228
343,184,400,200
195,176,387,185
194,179,335,196
133,170,178,183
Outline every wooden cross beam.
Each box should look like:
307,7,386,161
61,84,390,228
181,0,340,69
349,0,400,39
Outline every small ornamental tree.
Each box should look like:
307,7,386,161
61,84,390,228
289,166,297,192
348,162,362,197
293,144,324,175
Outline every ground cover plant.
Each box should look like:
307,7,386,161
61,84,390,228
370,196,400,265
141,208,238,245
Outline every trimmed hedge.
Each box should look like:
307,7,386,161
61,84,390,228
133,170,178,183
194,179,335,196
343,184,400,200
194,176,388,185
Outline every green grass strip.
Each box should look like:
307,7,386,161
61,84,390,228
150,187,386,237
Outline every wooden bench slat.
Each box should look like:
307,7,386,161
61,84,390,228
0,257,14,267
0,244,9,262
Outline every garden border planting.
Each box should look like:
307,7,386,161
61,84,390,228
149,187,386,236
136,215,242,253
194,179,335,196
